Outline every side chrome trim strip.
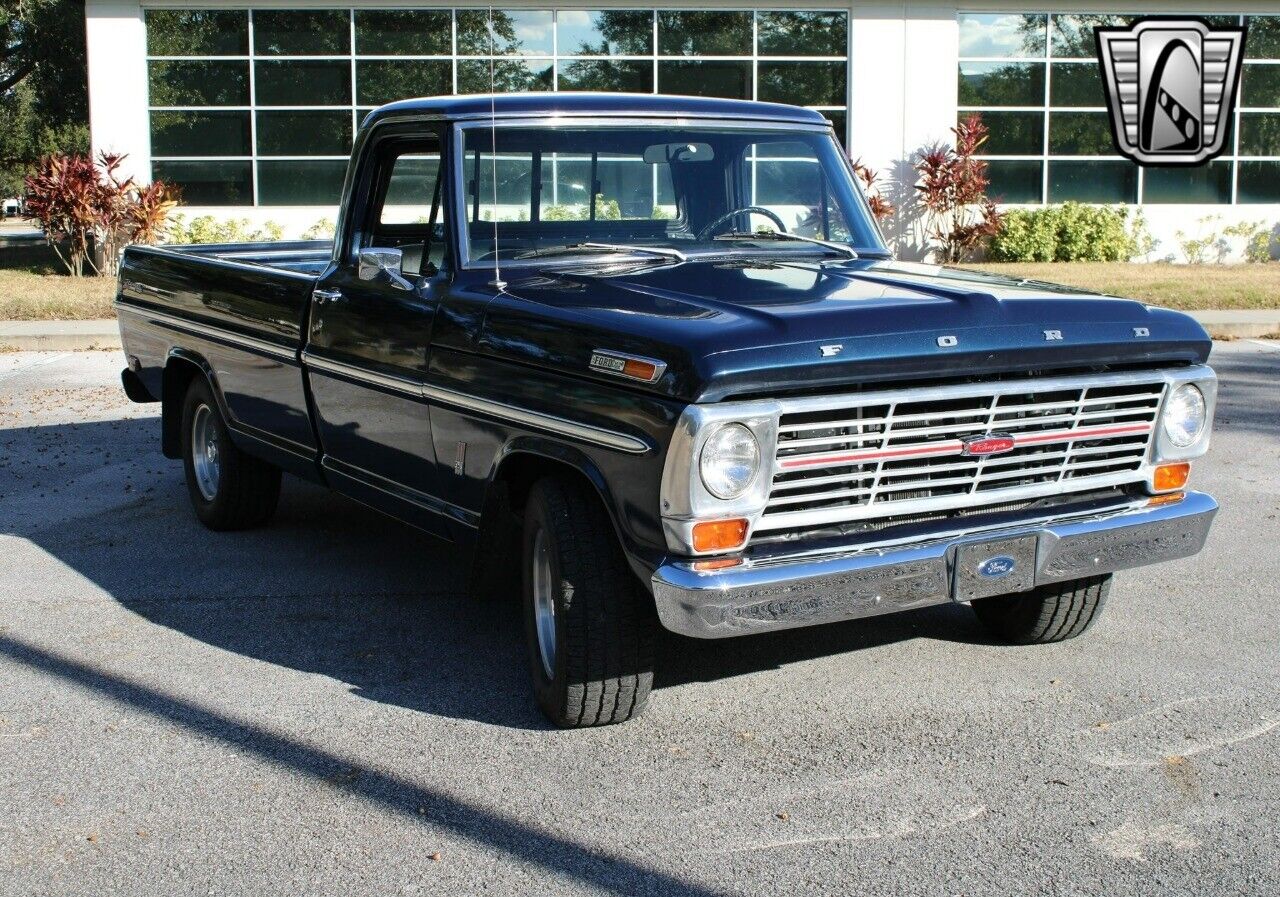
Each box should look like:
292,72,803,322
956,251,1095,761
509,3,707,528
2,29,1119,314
322,455,481,529
302,351,422,399
420,381,651,454
301,351,651,455
115,300,297,363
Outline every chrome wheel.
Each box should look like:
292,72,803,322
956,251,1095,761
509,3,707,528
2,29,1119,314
191,403,221,501
531,526,557,679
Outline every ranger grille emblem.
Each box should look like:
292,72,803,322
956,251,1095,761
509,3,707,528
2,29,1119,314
961,433,1017,457
1096,18,1246,166
819,344,843,357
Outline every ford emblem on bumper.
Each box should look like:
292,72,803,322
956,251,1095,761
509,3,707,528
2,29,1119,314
977,556,1017,578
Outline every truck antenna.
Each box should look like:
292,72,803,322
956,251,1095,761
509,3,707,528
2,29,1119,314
486,8,506,291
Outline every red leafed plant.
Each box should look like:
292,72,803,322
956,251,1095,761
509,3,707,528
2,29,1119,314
851,159,894,223
24,152,179,277
913,114,1004,263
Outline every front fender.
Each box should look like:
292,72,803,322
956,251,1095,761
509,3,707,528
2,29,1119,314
490,436,668,579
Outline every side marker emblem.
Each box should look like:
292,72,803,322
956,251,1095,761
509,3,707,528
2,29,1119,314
589,350,667,383
1044,330,1064,341
937,335,958,348
1134,327,1150,337
820,344,843,357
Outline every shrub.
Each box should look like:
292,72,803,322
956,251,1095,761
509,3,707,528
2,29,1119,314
541,195,622,222
24,152,178,276
1175,215,1229,264
913,115,1003,263
851,159,893,222
167,215,285,244
301,217,336,240
989,203,1138,263
1222,219,1275,263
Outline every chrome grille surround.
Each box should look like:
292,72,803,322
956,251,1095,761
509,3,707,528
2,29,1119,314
659,365,1216,556
756,369,1189,536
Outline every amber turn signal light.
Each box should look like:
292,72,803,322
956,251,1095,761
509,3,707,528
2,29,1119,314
691,518,748,553
1147,491,1186,507
621,358,659,381
692,557,744,572
1153,462,1191,492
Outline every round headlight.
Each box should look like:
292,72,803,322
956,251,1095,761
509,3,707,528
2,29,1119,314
699,423,760,500
1163,383,1207,447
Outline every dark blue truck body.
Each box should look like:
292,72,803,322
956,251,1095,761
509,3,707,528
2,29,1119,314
116,94,1218,725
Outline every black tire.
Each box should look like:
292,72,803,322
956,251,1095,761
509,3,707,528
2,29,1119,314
180,376,281,531
521,476,657,727
971,574,1111,645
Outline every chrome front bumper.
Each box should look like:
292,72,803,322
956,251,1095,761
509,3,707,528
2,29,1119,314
651,491,1217,638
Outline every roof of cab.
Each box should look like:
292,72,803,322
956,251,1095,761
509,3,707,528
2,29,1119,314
364,92,830,128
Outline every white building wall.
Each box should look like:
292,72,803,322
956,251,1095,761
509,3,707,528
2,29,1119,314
85,0,151,184
82,0,1280,258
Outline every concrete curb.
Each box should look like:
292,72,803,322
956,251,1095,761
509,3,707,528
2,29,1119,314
0,320,122,352
1186,311,1280,340
2,312,1277,353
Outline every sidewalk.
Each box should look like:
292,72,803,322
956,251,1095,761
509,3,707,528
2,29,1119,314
4,312,1277,352
0,319,123,351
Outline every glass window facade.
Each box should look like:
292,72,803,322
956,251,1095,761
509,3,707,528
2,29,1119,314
145,8,848,206
958,12,1280,204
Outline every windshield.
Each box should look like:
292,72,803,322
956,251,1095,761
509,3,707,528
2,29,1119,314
459,123,886,267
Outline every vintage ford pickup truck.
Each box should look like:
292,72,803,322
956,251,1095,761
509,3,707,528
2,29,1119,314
116,94,1218,727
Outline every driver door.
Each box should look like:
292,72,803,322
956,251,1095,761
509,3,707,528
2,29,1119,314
305,129,454,537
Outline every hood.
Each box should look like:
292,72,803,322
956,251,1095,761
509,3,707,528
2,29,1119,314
478,258,1212,402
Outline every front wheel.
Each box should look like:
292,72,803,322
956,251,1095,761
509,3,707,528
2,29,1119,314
521,476,657,727
180,377,281,531
971,574,1111,644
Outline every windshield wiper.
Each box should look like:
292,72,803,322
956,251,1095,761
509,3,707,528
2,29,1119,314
515,242,687,262
712,231,859,260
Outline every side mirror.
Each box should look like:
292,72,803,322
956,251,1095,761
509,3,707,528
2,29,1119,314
358,247,414,291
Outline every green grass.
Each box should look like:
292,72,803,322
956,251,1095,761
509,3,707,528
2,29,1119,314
959,262,1280,311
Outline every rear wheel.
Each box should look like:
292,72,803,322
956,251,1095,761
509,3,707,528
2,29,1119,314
971,574,1111,644
521,476,657,727
180,377,281,531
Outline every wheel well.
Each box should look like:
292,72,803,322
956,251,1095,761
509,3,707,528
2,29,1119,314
492,452,604,519
161,357,204,459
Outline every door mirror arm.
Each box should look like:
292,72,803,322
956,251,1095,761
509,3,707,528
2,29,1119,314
358,247,415,291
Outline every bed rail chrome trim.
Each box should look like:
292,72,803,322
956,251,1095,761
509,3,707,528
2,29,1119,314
124,244,319,281
301,351,651,455
651,491,1217,638
115,300,297,362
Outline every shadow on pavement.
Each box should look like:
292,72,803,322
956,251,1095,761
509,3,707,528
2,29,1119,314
1209,344,1280,440
0,632,733,897
2,414,995,733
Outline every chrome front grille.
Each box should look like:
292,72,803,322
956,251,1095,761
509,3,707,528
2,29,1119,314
758,374,1166,534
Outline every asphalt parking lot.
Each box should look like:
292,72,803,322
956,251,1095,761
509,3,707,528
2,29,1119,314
2,341,1278,896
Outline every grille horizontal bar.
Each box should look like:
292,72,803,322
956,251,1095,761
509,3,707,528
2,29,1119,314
757,375,1165,535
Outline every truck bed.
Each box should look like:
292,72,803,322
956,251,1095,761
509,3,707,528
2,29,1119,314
116,239,333,470
150,240,333,277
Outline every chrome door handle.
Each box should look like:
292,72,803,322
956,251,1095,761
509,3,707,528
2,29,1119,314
313,288,343,305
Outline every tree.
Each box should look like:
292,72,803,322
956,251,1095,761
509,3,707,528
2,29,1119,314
0,0,89,198
913,114,1004,263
